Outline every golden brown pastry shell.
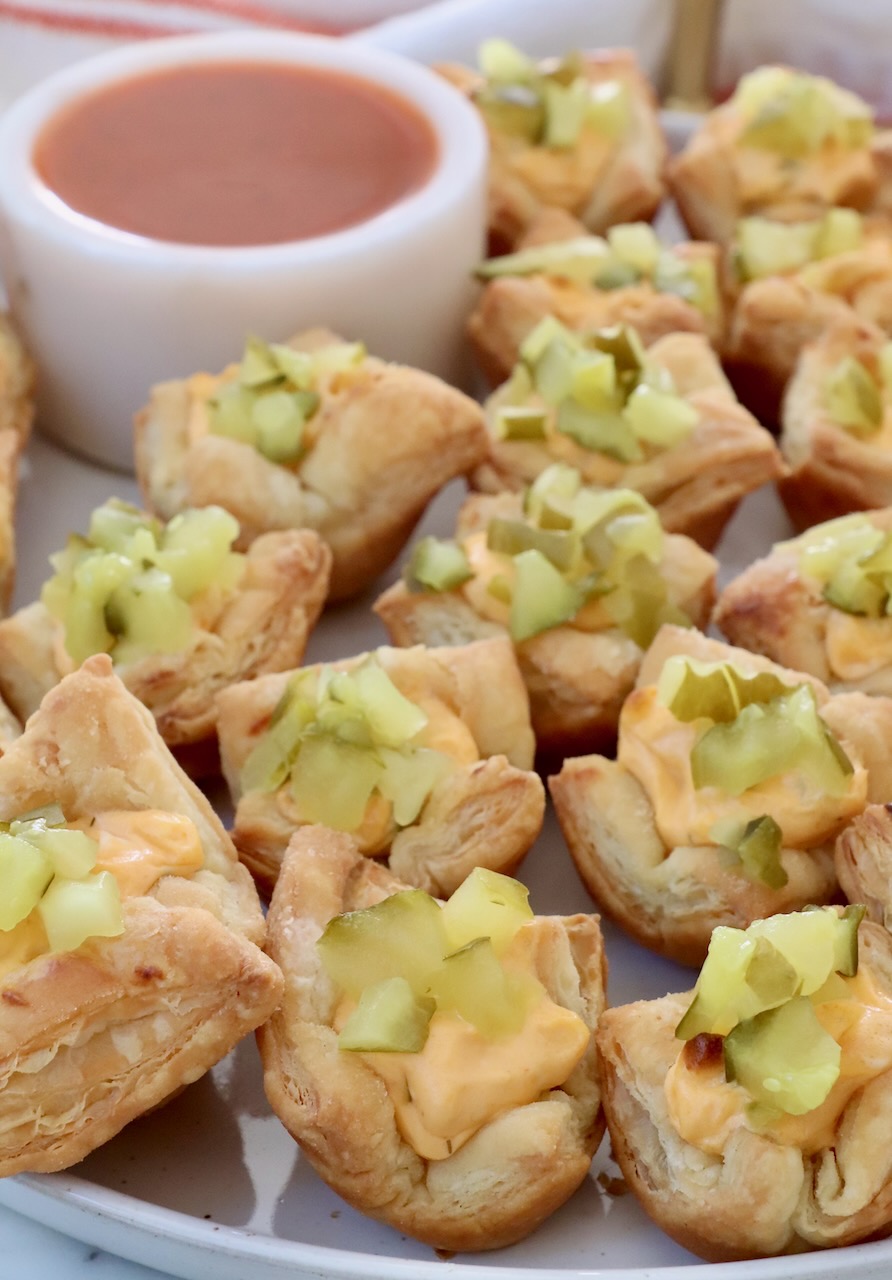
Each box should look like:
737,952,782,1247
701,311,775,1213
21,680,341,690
550,625,890,966
216,636,545,898
0,527,331,762
779,318,892,529
438,49,665,253
472,332,784,552
134,329,487,601
258,825,606,1252
374,490,717,758
597,921,892,1260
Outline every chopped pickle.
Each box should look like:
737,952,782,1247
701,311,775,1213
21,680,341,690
41,499,243,667
557,400,641,461
622,384,699,445
440,866,533,954
494,405,548,439
710,814,788,889
607,223,661,275
318,869,556,1053
723,997,841,1115
734,218,820,281
734,67,874,155
428,937,542,1037
473,39,627,151
207,334,348,464
824,356,883,435
657,655,791,724
477,236,610,284
690,683,853,797
677,907,863,1043
317,889,449,1000
404,537,473,593
338,977,435,1052
0,834,53,931
36,870,124,953
241,656,452,838
13,820,98,880
509,549,583,641
487,517,580,572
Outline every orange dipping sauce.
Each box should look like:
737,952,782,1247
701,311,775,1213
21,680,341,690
33,61,439,247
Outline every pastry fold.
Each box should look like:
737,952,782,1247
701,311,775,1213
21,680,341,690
259,825,606,1252
551,626,887,965
135,329,487,601
597,922,892,1260
216,637,545,898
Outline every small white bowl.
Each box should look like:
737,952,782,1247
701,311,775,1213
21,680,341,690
0,31,488,471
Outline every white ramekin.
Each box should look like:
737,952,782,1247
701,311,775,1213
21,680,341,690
0,31,488,470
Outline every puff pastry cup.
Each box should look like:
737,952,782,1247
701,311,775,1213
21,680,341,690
473,328,783,552
0,505,331,767
0,656,283,1174
216,636,545,898
550,625,892,967
258,825,606,1252
779,318,892,529
596,916,892,1261
668,66,881,246
373,484,717,757
437,46,665,254
715,507,892,697
467,208,724,388
723,221,892,425
837,804,892,932
134,328,488,601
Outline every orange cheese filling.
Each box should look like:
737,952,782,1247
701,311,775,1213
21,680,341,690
665,967,892,1156
617,683,867,850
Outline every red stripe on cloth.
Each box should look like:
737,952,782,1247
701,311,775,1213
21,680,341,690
0,0,345,38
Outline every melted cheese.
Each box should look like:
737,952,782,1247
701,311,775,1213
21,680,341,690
343,922,590,1161
666,968,892,1156
617,684,867,850
83,809,204,898
825,611,892,681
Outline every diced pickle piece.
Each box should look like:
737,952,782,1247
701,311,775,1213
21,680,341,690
509,549,582,641
542,77,590,148
711,814,788,889
623,384,698,445
825,356,883,435
723,996,841,1115
476,237,610,284
317,889,449,999
478,38,536,84
587,78,630,136
476,84,545,143
657,656,791,724
675,927,795,1040
338,977,435,1052
428,937,542,1037
352,663,427,748
816,208,863,258
240,708,308,794
106,569,195,664
0,834,53,931
290,737,384,832
15,822,98,880
377,747,450,827
486,517,580,572
734,217,819,280
494,405,548,439
155,506,242,601
607,223,662,275
37,870,124,953
557,400,641,461
404,537,473,593
440,866,533,954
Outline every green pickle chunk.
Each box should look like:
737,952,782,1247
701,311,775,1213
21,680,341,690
240,655,452,837
734,67,874,156
0,807,124,955
824,356,883,436
41,499,243,667
317,867,545,1052
676,906,870,1121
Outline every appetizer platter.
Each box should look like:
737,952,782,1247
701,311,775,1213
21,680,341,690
5,17,892,1280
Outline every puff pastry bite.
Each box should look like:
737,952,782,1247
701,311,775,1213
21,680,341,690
669,66,880,246
374,465,716,756
598,907,892,1261
0,499,330,772
836,804,892,933
723,209,892,424
437,41,665,253
468,212,723,387
0,655,282,1175
779,318,892,529
134,330,487,601
472,318,783,551
259,825,606,1252
550,625,892,966
216,637,545,898
715,508,892,697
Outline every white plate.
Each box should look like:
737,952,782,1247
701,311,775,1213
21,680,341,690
2,440,892,1280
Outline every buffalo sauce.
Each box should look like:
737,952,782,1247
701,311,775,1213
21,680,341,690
33,61,439,247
